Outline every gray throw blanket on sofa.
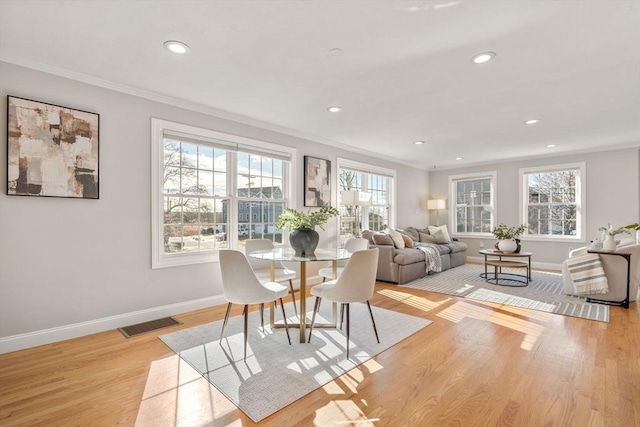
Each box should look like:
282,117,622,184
415,243,442,273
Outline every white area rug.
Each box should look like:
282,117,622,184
401,264,609,322
159,299,431,422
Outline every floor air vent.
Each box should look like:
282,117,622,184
118,317,182,338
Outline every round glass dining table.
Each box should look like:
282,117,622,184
248,248,352,342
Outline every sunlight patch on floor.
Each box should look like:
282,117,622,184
135,355,239,426
437,300,546,351
320,358,383,396
314,399,378,426
474,299,556,322
377,288,450,312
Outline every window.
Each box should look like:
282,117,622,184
162,138,229,256
337,158,395,243
449,171,497,235
520,163,585,240
152,119,295,268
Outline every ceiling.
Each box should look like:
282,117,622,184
1,0,639,170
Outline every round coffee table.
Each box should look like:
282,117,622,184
479,249,532,286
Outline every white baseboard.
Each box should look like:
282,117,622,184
0,295,226,355
466,256,562,272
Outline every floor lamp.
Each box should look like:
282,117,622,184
427,199,446,226
341,190,372,237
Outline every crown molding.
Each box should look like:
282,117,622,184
0,55,421,171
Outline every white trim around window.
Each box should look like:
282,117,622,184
448,171,497,237
151,118,296,268
336,157,397,230
519,162,586,242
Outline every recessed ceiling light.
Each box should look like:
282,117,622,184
163,40,190,54
525,119,541,125
546,144,556,148
328,48,344,57
455,157,463,160
471,52,496,64
327,106,342,113
414,140,425,145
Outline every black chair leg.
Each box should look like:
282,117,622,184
339,303,345,329
243,305,248,361
260,303,264,329
345,303,351,359
220,302,232,340
366,300,380,343
279,298,292,345
307,297,322,343
288,279,298,317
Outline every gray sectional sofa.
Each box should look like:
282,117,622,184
363,226,468,284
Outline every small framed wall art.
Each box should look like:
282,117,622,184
304,155,331,207
6,96,100,199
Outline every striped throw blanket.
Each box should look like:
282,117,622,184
415,243,442,274
565,253,609,295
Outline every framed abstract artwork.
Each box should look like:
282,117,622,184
304,156,331,207
6,96,100,199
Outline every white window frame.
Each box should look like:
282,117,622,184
336,157,397,237
449,171,497,237
519,162,586,242
151,118,296,268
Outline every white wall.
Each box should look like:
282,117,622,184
428,148,640,267
0,62,429,351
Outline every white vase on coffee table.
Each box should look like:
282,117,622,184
497,239,518,253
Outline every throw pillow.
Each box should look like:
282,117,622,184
361,230,375,243
430,229,448,244
401,233,414,248
400,226,420,242
387,228,406,249
420,231,447,244
428,225,451,243
419,232,437,243
372,233,395,246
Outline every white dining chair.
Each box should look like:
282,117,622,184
318,237,370,281
219,250,292,361
307,248,380,359
245,239,298,316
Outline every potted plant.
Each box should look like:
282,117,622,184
598,224,631,250
491,223,527,253
276,205,340,255
625,223,640,245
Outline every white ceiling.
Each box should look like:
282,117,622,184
1,0,639,170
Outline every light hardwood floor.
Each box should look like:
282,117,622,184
1,279,638,427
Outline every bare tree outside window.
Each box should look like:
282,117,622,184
338,168,390,241
526,170,578,236
162,139,228,253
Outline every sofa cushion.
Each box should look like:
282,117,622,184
362,230,375,243
393,248,426,265
419,232,447,244
430,243,451,255
387,229,405,249
428,225,452,243
398,226,420,242
401,234,415,248
442,241,468,254
373,233,394,246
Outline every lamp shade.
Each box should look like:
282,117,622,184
341,189,358,206
357,191,372,207
427,199,446,210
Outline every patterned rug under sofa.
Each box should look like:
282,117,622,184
400,263,609,322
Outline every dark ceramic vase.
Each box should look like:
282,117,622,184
515,238,521,253
289,228,319,255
